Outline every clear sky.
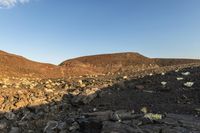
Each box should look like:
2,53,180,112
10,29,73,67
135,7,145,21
0,0,200,64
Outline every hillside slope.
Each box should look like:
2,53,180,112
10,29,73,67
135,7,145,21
0,50,64,78
1,50,200,78
154,58,200,66
60,52,159,74
61,52,200,75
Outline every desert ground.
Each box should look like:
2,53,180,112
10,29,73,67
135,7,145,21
0,51,200,133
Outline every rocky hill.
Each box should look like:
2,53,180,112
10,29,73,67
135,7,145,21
60,52,153,67
60,52,158,75
0,50,64,78
60,52,200,75
0,50,200,132
1,50,200,78
154,58,200,67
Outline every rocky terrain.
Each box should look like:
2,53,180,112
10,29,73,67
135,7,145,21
0,51,200,132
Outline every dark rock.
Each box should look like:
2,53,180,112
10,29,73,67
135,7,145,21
0,121,7,130
9,127,20,133
5,112,16,120
111,110,142,121
58,122,67,131
162,127,191,133
135,85,144,90
44,121,58,133
69,122,80,131
83,111,113,121
141,125,164,133
101,121,140,133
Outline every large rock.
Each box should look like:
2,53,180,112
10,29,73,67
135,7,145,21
71,88,99,104
9,127,20,133
43,121,58,133
101,121,139,133
5,112,16,120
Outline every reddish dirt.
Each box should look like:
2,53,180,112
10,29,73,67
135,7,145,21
0,50,64,78
61,52,200,76
60,52,156,74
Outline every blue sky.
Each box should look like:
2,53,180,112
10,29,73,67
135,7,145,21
0,0,200,64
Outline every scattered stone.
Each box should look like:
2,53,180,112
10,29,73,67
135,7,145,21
78,80,86,87
175,69,179,72
44,88,54,93
177,77,184,81
71,88,99,104
182,72,190,76
159,117,179,125
162,127,190,133
83,111,113,121
143,90,154,93
161,72,165,75
161,81,167,86
9,127,20,133
0,96,5,105
45,84,52,89
83,93,98,104
0,121,7,130
123,76,128,80
15,100,27,108
111,110,141,121
141,107,148,114
5,112,16,120
144,113,163,121
0,62,199,132
101,121,138,133
93,108,97,112
69,122,79,131
135,85,144,90
184,82,194,88
195,108,200,112
44,121,58,133
57,122,67,131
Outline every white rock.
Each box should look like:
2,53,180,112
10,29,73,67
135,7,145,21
161,73,165,76
177,77,184,81
175,69,179,72
123,76,128,80
182,72,190,76
2,85,7,88
44,88,54,93
93,108,97,112
161,82,167,86
141,107,148,114
78,80,83,85
45,84,52,89
144,113,162,120
184,82,194,88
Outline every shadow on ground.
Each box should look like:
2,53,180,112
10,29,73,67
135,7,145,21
1,66,200,133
